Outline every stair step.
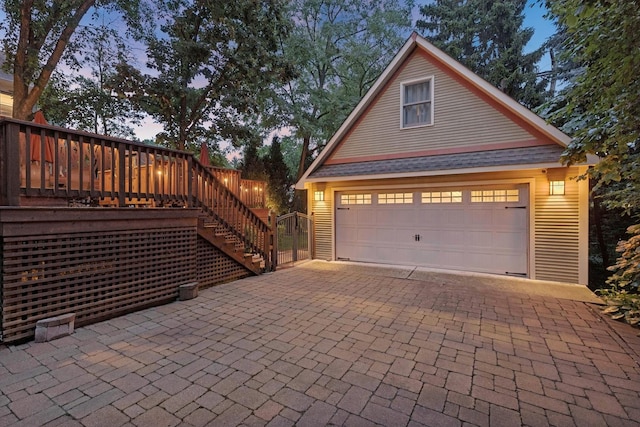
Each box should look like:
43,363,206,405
197,209,264,276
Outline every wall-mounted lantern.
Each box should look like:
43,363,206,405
549,180,565,195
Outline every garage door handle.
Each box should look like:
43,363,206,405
337,207,350,210
505,206,526,209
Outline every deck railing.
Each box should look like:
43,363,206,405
0,117,272,269
207,166,267,208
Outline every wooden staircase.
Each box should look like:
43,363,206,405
197,215,265,275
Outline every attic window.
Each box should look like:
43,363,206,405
401,77,433,128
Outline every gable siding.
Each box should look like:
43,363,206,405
308,167,585,284
330,51,536,162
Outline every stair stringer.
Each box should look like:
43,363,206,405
197,216,263,276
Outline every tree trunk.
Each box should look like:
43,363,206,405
549,48,557,96
292,134,311,213
12,0,96,119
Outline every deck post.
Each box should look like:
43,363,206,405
117,142,126,207
187,156,193,208
0,122,21,206
269,212,277,271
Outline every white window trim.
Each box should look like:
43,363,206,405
400,76,434,129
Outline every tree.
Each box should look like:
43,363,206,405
240,136,267,181
275,0,414,189
416,0,547,108
114,0,292,152
544,1,640,292
0,0,145,120
264,136,293,214
38,23,141,138
545,0,640,212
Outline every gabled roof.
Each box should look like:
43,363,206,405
308,145,566,180
297,33,573,188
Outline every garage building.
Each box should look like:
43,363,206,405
297,33,595,285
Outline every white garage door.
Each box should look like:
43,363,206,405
335,185,529,276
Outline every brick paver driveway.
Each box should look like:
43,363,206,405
1,261,640,426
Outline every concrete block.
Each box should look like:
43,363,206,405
34,313,75,342
179,282,199,301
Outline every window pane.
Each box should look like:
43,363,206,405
470,189,520,203
422,191,463,204
341,194,372,205
379,193,412,204
404,103,430,126
405,81,429,103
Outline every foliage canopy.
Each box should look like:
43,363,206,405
417,0,547,108
1,0,146,120
275,0,414,183
545,0,640,214
114,0,293,152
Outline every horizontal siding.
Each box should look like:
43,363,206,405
309,167,585,284
311,184,333,260
332,51,536,161
534,169,582,284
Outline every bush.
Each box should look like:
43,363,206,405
597,224,640,328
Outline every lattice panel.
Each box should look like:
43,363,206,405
1,226,197,342
197,237,250,289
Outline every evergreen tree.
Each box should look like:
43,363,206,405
265,136,293,214
240,138,267,182
417,0,547,108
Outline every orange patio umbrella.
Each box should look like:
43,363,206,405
199,144,210,167
30,110,55,163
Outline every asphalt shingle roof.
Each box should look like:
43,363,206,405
309,145,566,179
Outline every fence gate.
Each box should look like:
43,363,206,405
275,212,313,267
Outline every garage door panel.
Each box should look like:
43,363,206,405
378,209,413,224
337,226,358,243
376,228,413,244
493,231,527,251
356,227,379,243
468,210,495,227
443,209,468,225
356,210,376,225
337,210,358,226
465,230,495,248
336,185,528,276
494,209,526,228
421,229,441,242
378,246,414,262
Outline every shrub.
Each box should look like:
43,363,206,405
597,224,640,328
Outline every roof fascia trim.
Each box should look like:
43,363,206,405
296,35,417,187
296,162,568,188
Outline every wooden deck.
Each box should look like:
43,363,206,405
0,117,274,343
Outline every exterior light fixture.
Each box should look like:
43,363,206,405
549,180,565,195
314,190,325,201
